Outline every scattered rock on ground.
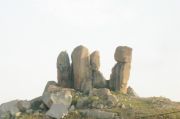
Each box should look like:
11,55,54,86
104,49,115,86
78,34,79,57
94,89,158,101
79,109,117,119
127,86,138,97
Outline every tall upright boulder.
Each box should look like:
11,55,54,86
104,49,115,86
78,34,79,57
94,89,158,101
90,51,107,88
109,46,132,93
57,51,72,88
90,51,100,70
71,45,92,93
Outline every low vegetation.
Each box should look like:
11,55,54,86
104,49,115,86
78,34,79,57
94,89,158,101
16,92,180,119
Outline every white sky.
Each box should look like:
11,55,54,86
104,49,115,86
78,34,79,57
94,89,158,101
0,0,180,104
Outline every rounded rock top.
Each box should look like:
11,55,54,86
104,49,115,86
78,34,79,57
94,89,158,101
114,46,132,63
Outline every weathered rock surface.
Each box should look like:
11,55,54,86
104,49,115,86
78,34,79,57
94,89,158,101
41,82,73,119
17,100,31,112
76,97,89,109
30,96,43,111
0,100,31,118
42,82,73,108
43,81,57,93
109,62,131,93
71,45,92,93
79,109,117,119
89,88,118,106
114,46,132,63
107,94,118,106
46,104,68,119
89,88,111,98
90,51,107,88
0,100,19,116
90,51,100,70
127,86,138,97
57,51,72,88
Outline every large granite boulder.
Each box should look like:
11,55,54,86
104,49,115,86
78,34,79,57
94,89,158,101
114,46,132,63
109,46,132,93
90,51,107,88
57,51,72,88
90,51,100,70
71,45,92,93
42,81,73,108
109,62,131,93
92,71,107,88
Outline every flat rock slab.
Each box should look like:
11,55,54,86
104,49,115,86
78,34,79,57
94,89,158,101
46,104,68,119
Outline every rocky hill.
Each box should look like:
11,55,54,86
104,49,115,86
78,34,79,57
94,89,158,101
0,45,180,119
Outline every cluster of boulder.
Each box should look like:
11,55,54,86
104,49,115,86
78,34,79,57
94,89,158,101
0,45,135,119
57,45,132,93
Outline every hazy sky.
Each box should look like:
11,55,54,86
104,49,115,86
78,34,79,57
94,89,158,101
0,0,180,104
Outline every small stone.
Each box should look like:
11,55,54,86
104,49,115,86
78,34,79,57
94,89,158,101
76,97,89,109
0,100,19,115
69,105,75,111
127,86,138,97
15,112,21,117
26,109,33,114
120,104,126,109
97,104,104,109
107,94,118,106
79,109,117,119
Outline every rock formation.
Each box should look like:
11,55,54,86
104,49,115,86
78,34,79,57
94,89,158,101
2,45,180,119
57,51,72,88
71,45,92,93
90,51,107,88
109,46,132,93
56,45,132,93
